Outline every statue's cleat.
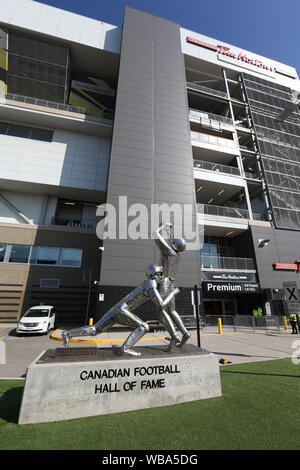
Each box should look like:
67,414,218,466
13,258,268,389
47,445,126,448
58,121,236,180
165,336,180,353
112,344,123,356
112,344,141,356
123,348,141,356
176,333,191,348
62,331,70,348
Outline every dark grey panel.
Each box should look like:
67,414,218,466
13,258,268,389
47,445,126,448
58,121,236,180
251,226,300,289
100,7,200,287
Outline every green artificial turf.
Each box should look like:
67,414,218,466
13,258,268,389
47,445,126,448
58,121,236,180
0,359,299,450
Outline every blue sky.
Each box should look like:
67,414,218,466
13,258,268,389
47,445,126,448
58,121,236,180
38,0,300,73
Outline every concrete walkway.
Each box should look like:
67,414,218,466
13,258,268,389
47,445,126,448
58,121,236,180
0,323,298,378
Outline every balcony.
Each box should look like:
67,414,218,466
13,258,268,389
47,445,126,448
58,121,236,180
202,204,250,220
2,93,114,121
244,171,260,181
186,82,228,100
239,144,255,154
194,159,241,177
191,130,238,155
201,255,256,271
0,93,114,137
189,108,233,130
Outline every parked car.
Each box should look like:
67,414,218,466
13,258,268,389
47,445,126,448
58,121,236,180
16,305,56,335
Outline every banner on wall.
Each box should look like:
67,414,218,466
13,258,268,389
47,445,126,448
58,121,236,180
69,74,115,119
0,29,8,96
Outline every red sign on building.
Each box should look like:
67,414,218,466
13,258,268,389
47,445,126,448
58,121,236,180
187,36,297,79
274,263,298,271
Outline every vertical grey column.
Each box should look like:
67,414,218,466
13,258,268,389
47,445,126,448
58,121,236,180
100,7,201,288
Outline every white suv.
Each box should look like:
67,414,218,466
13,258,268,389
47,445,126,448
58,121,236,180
16,306,56,335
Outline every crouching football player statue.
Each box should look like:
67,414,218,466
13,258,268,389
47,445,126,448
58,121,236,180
62,264,181,355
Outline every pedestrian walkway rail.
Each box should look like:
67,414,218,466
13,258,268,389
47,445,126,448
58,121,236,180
182,315,289,334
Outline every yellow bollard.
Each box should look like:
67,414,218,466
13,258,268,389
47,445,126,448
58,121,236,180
217,317,223,335
283,316,288,331
89,318,93,326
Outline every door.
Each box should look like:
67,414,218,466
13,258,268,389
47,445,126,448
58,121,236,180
204,300,222,315
223,300,237,315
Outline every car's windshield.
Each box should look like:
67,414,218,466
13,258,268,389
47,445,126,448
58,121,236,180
23,309,50,318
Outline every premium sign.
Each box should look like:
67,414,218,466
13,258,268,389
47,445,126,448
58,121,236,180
186,36,297,79
203,281,260,293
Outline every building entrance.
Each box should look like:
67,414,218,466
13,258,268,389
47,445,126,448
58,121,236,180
203,299,237,316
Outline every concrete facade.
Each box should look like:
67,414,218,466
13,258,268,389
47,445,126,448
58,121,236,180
100,7,201,290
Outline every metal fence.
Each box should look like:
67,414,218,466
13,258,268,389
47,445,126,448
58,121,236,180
183,315,286,333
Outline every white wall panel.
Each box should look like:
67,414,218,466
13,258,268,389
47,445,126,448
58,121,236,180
0,131,110,192
0,0,122,54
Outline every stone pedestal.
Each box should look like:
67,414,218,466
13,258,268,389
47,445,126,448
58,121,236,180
18,344,222,424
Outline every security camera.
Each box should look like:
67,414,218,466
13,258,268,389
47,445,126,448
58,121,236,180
258,239,270,248
99,246,104,251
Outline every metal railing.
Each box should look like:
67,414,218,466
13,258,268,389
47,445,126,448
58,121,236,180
200,203,250,219
194,159,240,176
191,130,237,149
199,203,266,222
240,144,255,153
186,82,228,100
51,217,97,229
252,211,268,221
204,315,283,332
189,108,233,127
201,256,255,270
3,93,114,121
183,315,286,333
245,171,260,180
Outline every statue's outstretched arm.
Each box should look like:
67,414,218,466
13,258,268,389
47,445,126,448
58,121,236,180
153,221,173,256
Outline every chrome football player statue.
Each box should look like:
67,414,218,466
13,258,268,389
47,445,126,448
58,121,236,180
153,221,191,348
62,264,180,355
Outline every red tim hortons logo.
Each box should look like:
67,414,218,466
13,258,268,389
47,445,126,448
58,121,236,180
186,36,297,79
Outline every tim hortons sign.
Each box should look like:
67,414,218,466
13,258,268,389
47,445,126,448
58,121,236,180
186,37,297,79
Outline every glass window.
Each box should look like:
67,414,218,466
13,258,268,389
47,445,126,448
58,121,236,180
24,308,50,318
31,128,53,142
201,256,211,269
29,246,38,264
0,244,6,262
9,245,30,263
37,247,59,265
0,122,8,134
200,243,210,255
60,248,82,267
7,124,31,138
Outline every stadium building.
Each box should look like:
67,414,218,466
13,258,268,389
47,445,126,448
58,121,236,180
0,0,300,323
